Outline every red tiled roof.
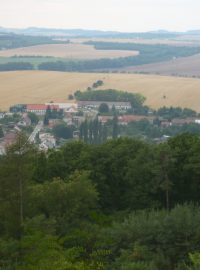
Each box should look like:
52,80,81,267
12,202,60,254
119,115,156,123
4,132,18,146
98,115,156,124
27,104,47,111
27,104,59,111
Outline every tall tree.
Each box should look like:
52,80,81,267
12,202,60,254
0,133,37,238
112,115,119,139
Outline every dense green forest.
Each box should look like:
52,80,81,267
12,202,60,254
1,133,200,269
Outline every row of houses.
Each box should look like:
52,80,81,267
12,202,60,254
98,115,155,125
77,101,132,110
160,118,200,127
98,115,200,126
25,101,132,115
26,103,78,115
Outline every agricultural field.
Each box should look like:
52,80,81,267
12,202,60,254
71,37,200,47
0,43,138,59
1,71,200,111
119,53,200,77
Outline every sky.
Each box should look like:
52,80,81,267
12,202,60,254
0,0,200,32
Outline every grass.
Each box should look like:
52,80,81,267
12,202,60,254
0,71,200,111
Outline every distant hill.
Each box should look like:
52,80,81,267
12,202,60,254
0,27,180,38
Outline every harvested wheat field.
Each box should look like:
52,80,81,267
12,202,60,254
0,71,200,111
0,43,138,59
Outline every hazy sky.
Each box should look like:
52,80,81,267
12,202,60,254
0,0,200,32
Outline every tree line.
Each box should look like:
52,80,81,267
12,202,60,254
0,62,34,71
0,33,67,50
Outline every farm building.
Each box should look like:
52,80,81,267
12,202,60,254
26,104,59,115
78,101,131,110
118,115,156,125
45,102,78,111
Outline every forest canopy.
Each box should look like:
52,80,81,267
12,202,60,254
1,133,200,269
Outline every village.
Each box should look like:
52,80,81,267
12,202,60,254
0,98,200,155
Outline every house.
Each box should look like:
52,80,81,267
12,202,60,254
73,130,80,139
26,104,59,115
39,133,56,151
171,118,196,126
98,115,114,124
22,113,32,126
0,113,5,119
17,114,31,127
118,115,156,125
160,119,172,128
45,102,78,112
63,116,73,126
72,116,85,126
78,101,132,110
4,131,18,146
48,119,62,129
0,143,5,155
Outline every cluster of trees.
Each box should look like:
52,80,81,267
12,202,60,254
92,80,104,88
79,118,109,144
74,89,145,110
43,107,64,125
27,112,39,125
123,119,200,140
0,62,34,71
0,113,21,125
86,41,200,64
10,104,26,113
156,106,198,119
1,133,200,269
37,56,142,71
0,125,4,138
52,123,74,139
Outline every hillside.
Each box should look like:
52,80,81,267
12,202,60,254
1,71,200,111
120,53,200,77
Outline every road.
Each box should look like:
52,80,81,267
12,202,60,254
28,120,43,143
